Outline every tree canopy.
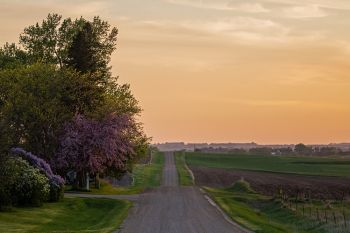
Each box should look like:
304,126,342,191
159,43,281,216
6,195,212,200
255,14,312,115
19,13,118,80
0,13,149,190
55,114,135,184
0,63,103,159
294,143,313,155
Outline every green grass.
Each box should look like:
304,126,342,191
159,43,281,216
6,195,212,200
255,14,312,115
205,187,327,233
186,152,350,177
175,152,194,186
0,197,131,233
87,180,142,195
133,151,165,188
79,151,165,195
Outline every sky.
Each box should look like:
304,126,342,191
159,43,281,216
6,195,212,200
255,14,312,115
1,0,350,144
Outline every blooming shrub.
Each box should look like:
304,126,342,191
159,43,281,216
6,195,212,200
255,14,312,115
11,148,65,202
0,156,49,209
12,158,50,206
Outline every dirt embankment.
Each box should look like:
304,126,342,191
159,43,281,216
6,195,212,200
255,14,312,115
190,166,350,199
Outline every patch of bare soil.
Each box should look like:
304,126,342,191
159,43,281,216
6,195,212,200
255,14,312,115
190,166,350,199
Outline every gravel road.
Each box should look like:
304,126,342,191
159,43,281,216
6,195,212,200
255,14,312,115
117,152,249,233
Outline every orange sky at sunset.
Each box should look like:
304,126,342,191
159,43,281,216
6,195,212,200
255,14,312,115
1,0,349,144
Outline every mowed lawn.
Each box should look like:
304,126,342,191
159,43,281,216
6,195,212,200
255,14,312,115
186,152,350,177
0,198,131,233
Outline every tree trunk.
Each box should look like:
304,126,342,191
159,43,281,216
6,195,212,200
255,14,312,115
86,172,90,191
95,173,100,189
75,171,85,190
73,172,79,190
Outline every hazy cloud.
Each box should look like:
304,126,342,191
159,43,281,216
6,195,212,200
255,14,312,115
281,4,328,18
137,16,330,44
165,0,269,13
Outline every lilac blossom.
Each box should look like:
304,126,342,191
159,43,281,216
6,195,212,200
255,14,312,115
55,113,135,176
11,147,65,187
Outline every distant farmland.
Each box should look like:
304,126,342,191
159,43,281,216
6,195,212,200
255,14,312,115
185,152,350,177
183,152,350,233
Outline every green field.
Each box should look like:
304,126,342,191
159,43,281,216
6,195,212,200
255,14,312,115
72,151,165,195
0,198,131,233
186,152,350,177
189,152,350,233
174,152,194,185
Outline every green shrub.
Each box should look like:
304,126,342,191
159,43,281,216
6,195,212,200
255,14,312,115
49,182,64,202
12,159,50,206
0,156,50,209
227,179,256,194
10,148,64,202
0,154,16,210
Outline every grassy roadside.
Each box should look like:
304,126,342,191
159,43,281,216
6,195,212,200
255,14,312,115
175,151,193,186
85,180,142,195
133,151,165,188
82,151,165,195
0,197,131,233
205,186,326,233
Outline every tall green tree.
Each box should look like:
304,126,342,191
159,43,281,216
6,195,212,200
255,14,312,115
0,63,103,160
19,13,118,78
19,14,79,67
0,43,30,69
66,22,97,73
65,21,118,85
1,13,149,170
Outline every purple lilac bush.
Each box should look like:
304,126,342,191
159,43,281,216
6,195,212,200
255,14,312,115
11,148,65,201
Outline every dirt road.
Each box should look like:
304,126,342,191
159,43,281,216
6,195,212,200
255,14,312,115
118,152,249,233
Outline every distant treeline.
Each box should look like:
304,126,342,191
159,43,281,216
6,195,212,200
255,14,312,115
195,143,350,156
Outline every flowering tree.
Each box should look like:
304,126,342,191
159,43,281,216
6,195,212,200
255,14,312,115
55,113,135,189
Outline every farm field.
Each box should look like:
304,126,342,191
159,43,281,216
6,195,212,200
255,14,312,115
0,198,131,233
192,166,350,199
184,152,350,233
186,152,350,177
